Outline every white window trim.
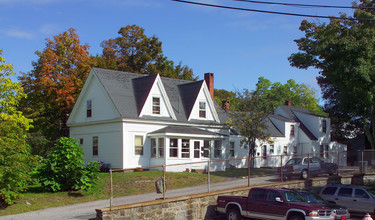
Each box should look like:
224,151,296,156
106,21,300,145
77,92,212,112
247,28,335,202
87,100,92,118
134,135,144,156
199,100,206,119
152,96,161,115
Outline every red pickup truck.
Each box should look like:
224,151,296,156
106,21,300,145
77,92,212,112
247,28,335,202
217,187,336,220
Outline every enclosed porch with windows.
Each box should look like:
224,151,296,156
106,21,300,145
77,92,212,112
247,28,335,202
147,126,227,172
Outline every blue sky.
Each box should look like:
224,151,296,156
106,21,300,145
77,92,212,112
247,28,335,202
0,0,356,100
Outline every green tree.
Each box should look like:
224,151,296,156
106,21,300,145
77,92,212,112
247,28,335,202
288,0,375,146
253,77,325,115
96,25,196,80
214,89,239,111
36,137,99,192
19,28,93,157
0,50,33,206
227,89,271,161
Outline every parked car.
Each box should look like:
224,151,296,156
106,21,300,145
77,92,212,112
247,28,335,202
217,187,336,220
282,157,338,180
320,184,375,214
293,189,350,220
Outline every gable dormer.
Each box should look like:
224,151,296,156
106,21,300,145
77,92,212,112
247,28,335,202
138,74,177,120
179,80,219,122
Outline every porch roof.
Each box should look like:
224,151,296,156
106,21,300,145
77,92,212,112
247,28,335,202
148,126,226,139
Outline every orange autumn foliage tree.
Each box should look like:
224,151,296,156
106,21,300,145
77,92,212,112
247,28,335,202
19,28,93,156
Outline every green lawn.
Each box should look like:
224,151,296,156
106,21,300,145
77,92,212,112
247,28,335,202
0,170,227,216
211,167,277,178
0,168,274,216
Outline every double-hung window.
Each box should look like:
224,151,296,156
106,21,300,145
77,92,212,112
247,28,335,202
214,140,221,158
270,145,274,154
135,136,144,156
158,138,164,158
202,140,210,158
199,101,206,118
151,138,156,157
169,138,178,157
229,142,235,157
93,136,98,156
181,139,190,158
290,124,295,136
194,141,200,158
152,97,160,115
283,146,287,155
322,119,327,133
87,100,92,117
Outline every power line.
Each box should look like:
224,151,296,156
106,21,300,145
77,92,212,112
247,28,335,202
171,0,375,21
231,0,373,9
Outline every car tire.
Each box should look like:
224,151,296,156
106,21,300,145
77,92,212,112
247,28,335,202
301,169,308,180
288,214,304,220
226,208,242,220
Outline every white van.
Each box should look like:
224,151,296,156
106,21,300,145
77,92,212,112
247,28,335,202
320,184,375,214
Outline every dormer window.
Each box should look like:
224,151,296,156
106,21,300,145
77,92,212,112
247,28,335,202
290,124,295,136
87,100,92,117
322,119,327,133
152,97,160,115
199,101,206,118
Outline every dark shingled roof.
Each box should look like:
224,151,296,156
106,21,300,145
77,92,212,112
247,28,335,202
265,117,284,137
268,114,294,123
92,68,228,125
278,105,318,140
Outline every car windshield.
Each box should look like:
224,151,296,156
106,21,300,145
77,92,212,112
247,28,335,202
299,191,325,203
281,191,305,202
286,158,302,165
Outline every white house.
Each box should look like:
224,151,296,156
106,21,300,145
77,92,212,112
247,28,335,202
68,68,346,171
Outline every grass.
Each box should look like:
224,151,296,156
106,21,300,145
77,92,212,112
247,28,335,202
211,167,277,178
0,168,273,216
0,170,227,216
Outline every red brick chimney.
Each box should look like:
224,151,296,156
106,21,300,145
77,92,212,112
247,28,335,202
285,100,292,106
204,73,214,101
222,100,230,111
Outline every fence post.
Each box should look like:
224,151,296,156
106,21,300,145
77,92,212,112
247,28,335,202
280,155,283,182
110,169,113,211
307,153,310,180
337,151,340,175
248,156,251,186
362,150,364,173
207,160,210,193
163,165,166,199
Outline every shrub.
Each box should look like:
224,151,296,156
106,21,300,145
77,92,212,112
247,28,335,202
37,137,99,192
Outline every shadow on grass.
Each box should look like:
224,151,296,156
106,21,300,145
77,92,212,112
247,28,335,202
211,168,277,178
68,191,84,197
26,184,84,197
26,185,45,193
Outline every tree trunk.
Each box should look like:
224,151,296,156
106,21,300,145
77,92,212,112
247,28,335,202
248,139,256,168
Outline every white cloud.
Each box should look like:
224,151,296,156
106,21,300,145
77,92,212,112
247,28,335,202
39,24,61,35
1,28,35,40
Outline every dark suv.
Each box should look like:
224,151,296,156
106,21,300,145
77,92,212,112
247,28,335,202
320,184,375,214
